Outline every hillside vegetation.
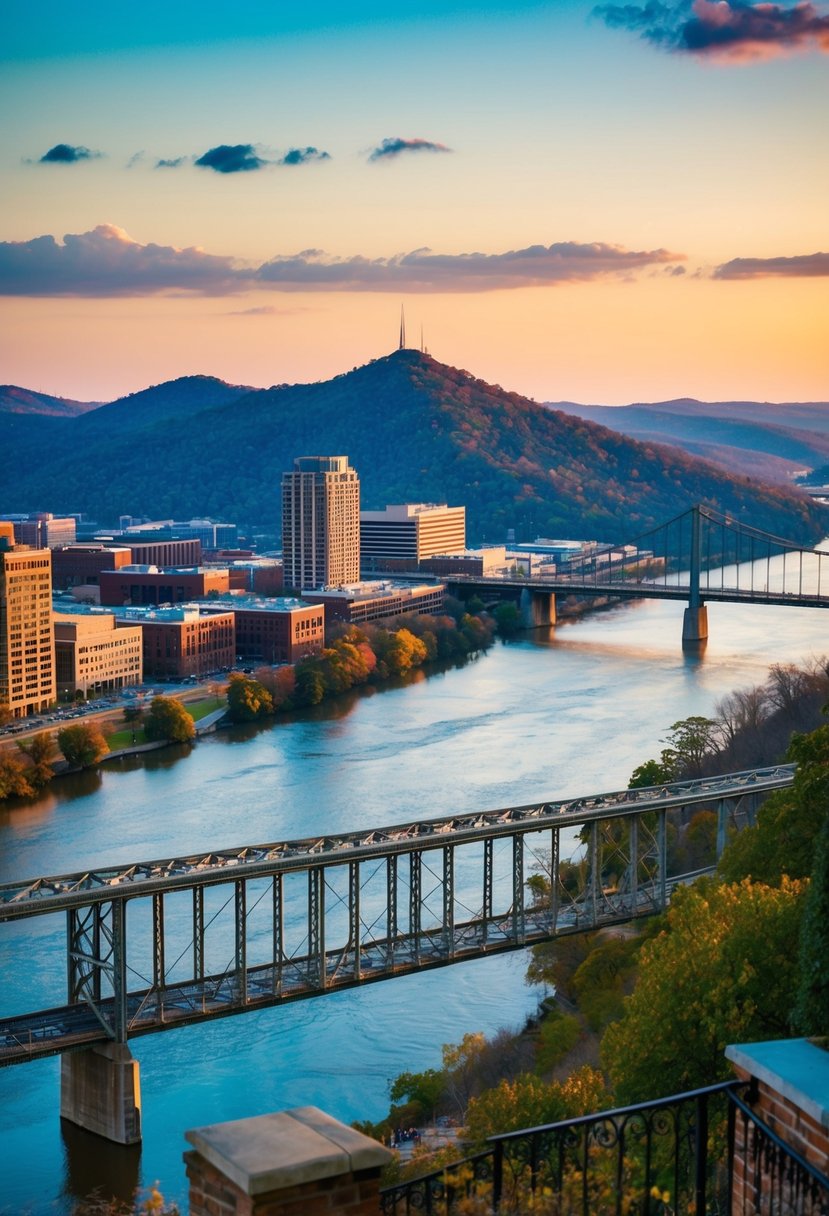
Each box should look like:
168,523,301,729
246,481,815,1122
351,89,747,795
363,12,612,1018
555,397,829,484
3,350,826,546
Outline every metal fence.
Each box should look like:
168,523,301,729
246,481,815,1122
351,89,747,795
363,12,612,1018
380,1080,829,1215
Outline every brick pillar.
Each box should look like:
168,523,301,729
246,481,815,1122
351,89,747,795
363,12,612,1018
726,1039,829,1214
184,1106,393,1216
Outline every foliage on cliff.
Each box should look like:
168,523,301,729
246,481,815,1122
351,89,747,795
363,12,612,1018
3,352,825,546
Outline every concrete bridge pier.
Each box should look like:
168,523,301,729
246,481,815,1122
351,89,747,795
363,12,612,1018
60,1042,142,1145
682,604,708,648
520,587,556,630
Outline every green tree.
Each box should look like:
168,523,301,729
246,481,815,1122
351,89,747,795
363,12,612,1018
794,810,829,1037
294,662,326,706
493,602,521,637
144,696,196,743
628,757,676,789
601,878,805,1103
718,724,829,885
660,716,720,777
58,722,109,768
17,730,55,790
388,1068,445,1124
535,1010,582,1073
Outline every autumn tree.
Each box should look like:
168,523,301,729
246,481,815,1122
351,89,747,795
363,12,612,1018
17,730,55,789
144,696,196,743
601,878,805,1104
463,1067,607,1149
226,675,274,722
254,665,296,710
58,722,109,768
0,752,35,799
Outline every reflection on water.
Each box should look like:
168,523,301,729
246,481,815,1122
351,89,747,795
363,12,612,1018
1,589,828,1215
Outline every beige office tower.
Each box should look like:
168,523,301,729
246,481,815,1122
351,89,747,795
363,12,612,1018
282,457,361,590
0,523,57,718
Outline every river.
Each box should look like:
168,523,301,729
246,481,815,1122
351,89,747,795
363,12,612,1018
1,588,827,1215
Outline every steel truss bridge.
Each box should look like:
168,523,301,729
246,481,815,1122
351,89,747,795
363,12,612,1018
0,765,793,1066
446,504,829,641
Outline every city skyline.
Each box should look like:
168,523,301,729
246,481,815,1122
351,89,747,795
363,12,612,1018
1,0,827,405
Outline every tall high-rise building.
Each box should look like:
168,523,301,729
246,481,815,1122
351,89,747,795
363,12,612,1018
282,456,360,590
0,523,56,718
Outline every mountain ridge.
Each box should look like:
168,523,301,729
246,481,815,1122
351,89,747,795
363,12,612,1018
3,350,826,547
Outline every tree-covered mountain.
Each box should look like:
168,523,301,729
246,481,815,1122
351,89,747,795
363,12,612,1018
0,385,101,418
3,350,826,547
552,398,829,484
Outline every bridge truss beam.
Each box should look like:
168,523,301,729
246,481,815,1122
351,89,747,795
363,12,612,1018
0,766,793,1066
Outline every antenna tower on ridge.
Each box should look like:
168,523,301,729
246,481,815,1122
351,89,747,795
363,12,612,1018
399,305,406,351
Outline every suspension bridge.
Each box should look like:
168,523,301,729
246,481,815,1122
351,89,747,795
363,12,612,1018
446,504,829,644
0,765,793,1142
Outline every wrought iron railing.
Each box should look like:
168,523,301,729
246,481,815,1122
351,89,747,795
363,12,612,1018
729,1088,829,1216
379,1080,829,1215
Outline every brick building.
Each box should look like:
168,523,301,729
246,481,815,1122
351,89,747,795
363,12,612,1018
203,596,324,664
51,544,134,591
116,605,236,679
99,566,231,607
305,580,445,625
54,614,143,698
101,538,203,567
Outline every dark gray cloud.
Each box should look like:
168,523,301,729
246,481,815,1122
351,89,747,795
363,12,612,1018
279,146,331,166
255,241,683,291
713,251,829,278
594,0,829,59
0,228,685,297
369,137,452,162
39,143,102,164
0,225,249,296
195,144,268,173
156,156,188,169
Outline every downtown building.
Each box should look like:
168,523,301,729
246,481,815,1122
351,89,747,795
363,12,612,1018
282,456,360,591
0,523,56,718
360,503,466,573
54,614,143,699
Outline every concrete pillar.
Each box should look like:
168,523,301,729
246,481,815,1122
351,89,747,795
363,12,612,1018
519,588,556,629
185,1106,393,1216
681,604,708,647
60,1042,141,1145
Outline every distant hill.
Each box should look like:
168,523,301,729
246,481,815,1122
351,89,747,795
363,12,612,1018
0,385,102,418
3,351,826,547
551,399,829,484
76,375,254,436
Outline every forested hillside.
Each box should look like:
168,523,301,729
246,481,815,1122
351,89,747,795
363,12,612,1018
4,351,826,546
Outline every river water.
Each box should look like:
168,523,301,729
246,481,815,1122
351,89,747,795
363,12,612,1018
1,588,827,1215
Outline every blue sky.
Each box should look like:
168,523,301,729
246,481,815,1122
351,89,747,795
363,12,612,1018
1,0,827,402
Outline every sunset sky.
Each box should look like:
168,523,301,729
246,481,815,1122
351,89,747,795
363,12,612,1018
1,0,827,404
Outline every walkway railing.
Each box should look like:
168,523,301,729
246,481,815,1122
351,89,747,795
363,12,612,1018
379,1081,829,1214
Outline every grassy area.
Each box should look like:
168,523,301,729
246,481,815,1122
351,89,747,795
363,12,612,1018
106,696,225,750
107,726,148,750
187,697,225,722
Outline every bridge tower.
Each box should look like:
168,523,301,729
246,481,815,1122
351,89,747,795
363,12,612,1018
682,505,708,648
